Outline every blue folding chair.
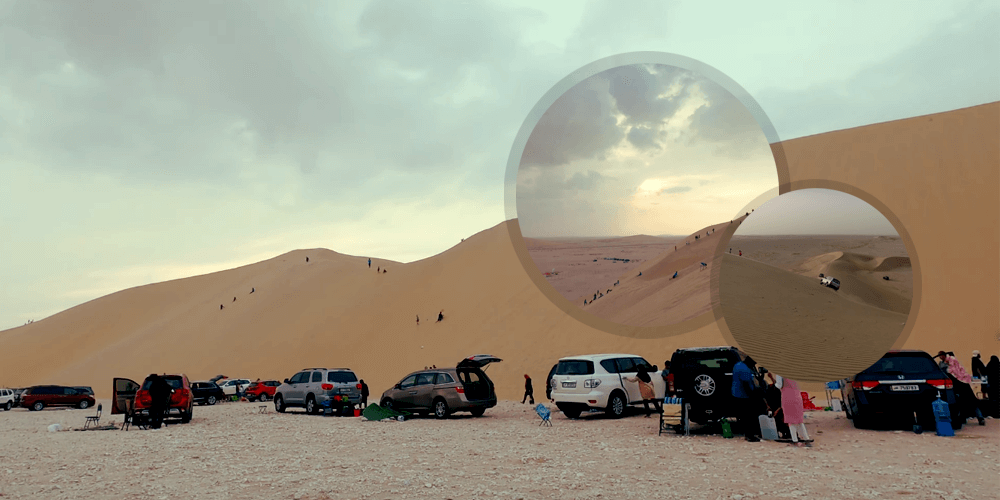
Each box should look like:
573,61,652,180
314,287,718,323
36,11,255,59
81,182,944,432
535,403,552,427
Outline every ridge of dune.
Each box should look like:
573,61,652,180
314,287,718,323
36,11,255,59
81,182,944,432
0,220,732,400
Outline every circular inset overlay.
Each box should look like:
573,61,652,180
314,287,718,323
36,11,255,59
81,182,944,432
505,52,784,338
718,187,916,383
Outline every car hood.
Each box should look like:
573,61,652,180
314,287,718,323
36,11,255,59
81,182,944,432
458,355,503,369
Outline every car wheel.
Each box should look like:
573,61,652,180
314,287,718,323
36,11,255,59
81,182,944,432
606,392,626,419
557,403,582,419
305,396,317,415
259,393,269,402
470,408,485,417
78,400,90,410
844,402,853,419
181,409,192,423
381,398,394,411
274,395,286,413
433,398,450,419
852,408,872,429
32,401,44,411
4,401,12,411
207,395,217,405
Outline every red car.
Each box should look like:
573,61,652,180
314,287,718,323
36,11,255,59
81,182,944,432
21,385,96,411
245,380,281,402
112,374,194,424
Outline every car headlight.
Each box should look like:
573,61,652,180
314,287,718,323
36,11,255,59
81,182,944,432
584,379,601,388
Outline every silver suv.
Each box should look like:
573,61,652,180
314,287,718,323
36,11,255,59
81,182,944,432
273,368,362,415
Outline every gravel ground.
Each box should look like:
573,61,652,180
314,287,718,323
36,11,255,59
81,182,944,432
0,400,996,500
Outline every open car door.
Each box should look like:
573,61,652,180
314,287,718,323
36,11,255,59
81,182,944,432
111,378,140,415
457,355,503,370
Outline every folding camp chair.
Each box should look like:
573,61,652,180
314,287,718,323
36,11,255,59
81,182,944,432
659,397,689,436
84,404,102,430
535,404,552,427
121,399,148,431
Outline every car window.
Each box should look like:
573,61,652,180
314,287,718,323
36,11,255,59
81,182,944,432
694,357,729,368
616,358,637,373
632,358,653,371
556,360,595,376
862,356,939,374
460,371,483,384
599,360,619,374
310,372,322,383
435,373,455,384
63,387,77,395
415,373,436,386
290,372,308,384
399,375,418,389
328,371,358,383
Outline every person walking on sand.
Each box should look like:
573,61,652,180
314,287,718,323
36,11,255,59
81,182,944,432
368,258,371,268
986,355,999,418
739,250,742,256
436,310,444,323
971,350,987,380
360,379,369,409
306,257,309,262
623,365,661,417
777,375,810,446
522,374,535,404
146,374,174,430
233,296,236,302
731,356,763,441
416,315,420,326
220,304,224,310
250,287,255,294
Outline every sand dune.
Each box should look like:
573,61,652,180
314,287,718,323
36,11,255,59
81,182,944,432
582,218,743,326
719,253,909,382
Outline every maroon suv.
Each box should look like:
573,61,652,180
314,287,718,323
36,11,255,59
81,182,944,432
21,385,96,411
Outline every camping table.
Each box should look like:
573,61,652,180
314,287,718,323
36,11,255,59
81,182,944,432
659,397,689,436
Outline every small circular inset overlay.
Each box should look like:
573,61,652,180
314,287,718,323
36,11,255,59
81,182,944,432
718,188,916,383
507,52,783,338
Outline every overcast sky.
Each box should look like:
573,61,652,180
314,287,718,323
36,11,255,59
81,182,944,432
734,189,900,236
516,63,776,238
1,0,996,330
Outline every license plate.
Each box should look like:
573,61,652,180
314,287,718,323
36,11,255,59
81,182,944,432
561,381,577,388
890,385,919,391
339,388,351,393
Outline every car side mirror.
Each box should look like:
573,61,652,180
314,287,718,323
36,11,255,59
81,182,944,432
284,379,289,384
395,384,401,390
652,365,657,372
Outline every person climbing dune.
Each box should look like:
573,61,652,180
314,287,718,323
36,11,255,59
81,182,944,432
436,310,444,322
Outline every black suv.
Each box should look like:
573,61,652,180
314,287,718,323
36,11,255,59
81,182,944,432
190,381,226,405
669,346,745,425
841,350,960,430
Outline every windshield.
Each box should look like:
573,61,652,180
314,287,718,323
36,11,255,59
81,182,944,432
861,355,939,375
141,377,183,390
327,372,358,383
556,360,595,376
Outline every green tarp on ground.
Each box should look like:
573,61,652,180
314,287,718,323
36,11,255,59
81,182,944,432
361,404,411,421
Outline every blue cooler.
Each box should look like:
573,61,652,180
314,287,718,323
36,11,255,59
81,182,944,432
932,394,953,437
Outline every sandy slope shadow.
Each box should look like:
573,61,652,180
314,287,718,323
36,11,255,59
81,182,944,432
719,254,909,383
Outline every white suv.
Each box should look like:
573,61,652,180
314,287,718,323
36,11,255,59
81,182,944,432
0,388,15,411
218,379,252,396
549,354,666,419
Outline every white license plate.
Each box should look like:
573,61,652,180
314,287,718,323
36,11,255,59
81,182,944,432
339,388,351,393
561,382,577,388
890,385,919,391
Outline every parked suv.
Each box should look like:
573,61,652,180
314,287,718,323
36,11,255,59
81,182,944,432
669,346,745,425
274,368,363,414
190,381,226,405
112,374,194,424
20,385,96,411
245,380,281,402
0,388,15,411
842,350,960,430
549,354,665,419
380,355,502,419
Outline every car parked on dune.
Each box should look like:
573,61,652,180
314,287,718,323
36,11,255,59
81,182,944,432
549,354,665,419
20,385,96,411
112,374,194,424
380,355,502,419
841,350,961,431
245,380,281,402
190,381,226,405
274,368,363,415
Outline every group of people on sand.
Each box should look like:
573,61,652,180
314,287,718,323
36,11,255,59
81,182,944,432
936,350,998,422
583,282,620,306
416,310,445,326
727,356,813,446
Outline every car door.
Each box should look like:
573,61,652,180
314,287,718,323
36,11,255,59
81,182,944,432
632,357,665,400
111,378,140,415
393,375,419,409
286,372,309,404
614,358,640,403
409,373,438,410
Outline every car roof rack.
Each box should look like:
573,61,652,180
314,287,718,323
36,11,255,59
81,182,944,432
301,368,327,371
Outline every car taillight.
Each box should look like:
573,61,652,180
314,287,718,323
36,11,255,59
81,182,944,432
321,384,333,391
852,381,879,390
927,379,953,390
356,383,362,390
136,390,152,408
455,387,465,394
584,379,601,388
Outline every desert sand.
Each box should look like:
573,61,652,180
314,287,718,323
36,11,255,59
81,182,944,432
0,400,997,500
